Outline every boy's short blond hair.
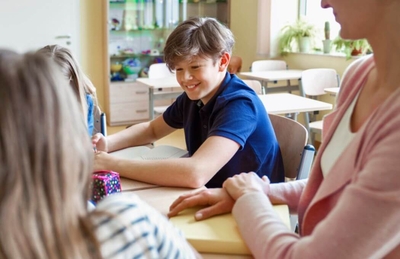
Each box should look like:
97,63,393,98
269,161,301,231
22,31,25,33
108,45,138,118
164,17,235,71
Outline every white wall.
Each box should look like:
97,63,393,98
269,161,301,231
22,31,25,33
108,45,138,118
0,0,80,59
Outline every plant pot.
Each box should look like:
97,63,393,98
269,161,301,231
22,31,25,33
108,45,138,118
299,37,311,53
351,48,363,56
322,40,332,54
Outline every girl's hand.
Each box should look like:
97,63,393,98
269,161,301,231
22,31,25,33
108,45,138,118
223,172,270,201
93,151,115,171
91,133,108,152
168,188,235,221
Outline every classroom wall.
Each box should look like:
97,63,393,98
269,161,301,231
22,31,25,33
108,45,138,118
80,0,107,110
79,0,359,120
230,0,299,72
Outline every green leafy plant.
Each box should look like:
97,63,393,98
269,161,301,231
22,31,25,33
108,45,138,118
278,18,317,55
332,35,372,60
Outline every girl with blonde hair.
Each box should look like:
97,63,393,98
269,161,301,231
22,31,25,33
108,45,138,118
38,44,98,135
0,49,199,258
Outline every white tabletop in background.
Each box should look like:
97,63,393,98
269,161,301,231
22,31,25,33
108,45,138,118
259,93,332,114
240,70,303,81
324,87,340,95
136,76,182,89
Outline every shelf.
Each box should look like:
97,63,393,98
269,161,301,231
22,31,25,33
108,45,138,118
110,53,163,59
109,28,165,33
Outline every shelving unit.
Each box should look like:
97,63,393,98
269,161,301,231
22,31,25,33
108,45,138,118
105,0,230,126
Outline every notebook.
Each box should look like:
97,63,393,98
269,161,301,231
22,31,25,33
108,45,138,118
169,204,290,255
110,145,188,160
169,207,251,255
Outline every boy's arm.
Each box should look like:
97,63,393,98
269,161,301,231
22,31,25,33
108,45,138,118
106,116,177,152
94,135,240,188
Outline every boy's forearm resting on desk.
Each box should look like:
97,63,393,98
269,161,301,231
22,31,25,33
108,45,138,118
95,136,240,188
103,157,215,188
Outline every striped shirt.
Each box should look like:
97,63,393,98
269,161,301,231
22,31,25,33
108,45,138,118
90,193,197,259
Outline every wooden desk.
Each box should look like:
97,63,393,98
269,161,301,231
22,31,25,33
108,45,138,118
120,177,158,191
110,146,160,191
240,70,303,94
136,77,183,120
132,186,290,259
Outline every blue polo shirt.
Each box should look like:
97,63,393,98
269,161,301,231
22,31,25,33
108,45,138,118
163,73,284,187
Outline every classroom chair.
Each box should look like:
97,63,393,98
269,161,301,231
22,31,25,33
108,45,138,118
250,60,290,94
228,56,242,74
93,105,107,136
301,68,340,146
269,113,315,232
269,113,315,181
148,63,174,79
242,79,263,94
148,63,176,116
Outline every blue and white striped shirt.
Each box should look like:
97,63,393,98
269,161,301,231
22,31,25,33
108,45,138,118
91,193,197,259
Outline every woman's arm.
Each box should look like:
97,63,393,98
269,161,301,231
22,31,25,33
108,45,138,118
231,129,400,259
268,180,307,213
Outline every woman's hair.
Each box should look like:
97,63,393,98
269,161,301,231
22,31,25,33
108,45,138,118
163,17,235,71
37,45,98,123
0,49,101,258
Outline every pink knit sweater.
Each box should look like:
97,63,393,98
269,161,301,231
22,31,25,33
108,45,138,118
232,55,400,258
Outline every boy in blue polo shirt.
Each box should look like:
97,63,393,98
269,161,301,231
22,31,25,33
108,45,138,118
92,17,284,188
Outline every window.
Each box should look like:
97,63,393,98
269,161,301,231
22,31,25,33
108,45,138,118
300,0,341,47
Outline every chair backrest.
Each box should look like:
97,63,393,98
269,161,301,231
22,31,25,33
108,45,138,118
301,68,340,96
93,105,107,136
251,60,287,72
228,56,242,74
269,114,311,179
148,63,174,79
242,79,263,94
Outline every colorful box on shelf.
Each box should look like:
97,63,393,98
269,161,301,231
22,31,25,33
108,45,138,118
91,170,122,203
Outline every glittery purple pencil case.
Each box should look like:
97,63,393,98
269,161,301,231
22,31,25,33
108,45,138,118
91,170,122,203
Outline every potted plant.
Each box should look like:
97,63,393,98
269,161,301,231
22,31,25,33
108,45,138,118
322,21,332,54
278,18,317,55
332,35,372,60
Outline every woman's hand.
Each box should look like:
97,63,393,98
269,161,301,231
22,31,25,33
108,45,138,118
223,172,270,201
168,188,235,221
91,133,108,152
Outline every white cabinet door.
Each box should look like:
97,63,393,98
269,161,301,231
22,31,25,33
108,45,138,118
0,0,80,59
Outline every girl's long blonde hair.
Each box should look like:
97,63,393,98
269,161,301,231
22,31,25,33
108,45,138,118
37,45,98,127
0,49,101,258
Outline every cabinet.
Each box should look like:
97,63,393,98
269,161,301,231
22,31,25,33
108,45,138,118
105,0,230,126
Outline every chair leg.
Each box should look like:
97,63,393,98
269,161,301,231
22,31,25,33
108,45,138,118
303,112,311,144
310,131,315,147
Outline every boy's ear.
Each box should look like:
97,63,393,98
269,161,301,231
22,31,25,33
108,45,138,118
219,52,230,71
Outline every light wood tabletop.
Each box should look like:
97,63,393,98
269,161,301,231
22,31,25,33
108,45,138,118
120,182,290,259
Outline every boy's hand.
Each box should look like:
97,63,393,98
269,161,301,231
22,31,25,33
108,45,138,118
93,151,115,172
92,133,108,152
168,188,235,221
223,172,270,201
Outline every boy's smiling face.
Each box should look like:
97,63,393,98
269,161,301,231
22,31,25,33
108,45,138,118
175,53,230,104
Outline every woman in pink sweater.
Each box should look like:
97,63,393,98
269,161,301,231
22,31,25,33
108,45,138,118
169,0,400,258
